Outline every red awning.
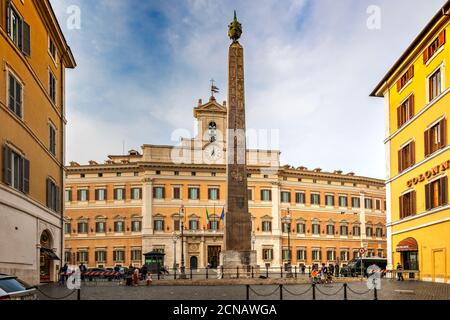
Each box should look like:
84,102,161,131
396,237,418,252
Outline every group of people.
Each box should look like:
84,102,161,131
310,263,338,284
125,264,153,286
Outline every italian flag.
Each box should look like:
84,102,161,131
205,208,210,230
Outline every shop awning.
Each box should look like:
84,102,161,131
41,248,60,260
396,237,418,252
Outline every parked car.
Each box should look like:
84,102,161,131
341,257,387,277
0,275,37,300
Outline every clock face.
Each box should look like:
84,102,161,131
204,144,223,161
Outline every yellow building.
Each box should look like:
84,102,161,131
371,2,450,283
0,0,76,284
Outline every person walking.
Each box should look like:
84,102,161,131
79,263,87,281
59,263,68,285
141,264,148,281
335,263,340,278
133,268,140,286
301,264,306,275
396,262,404,281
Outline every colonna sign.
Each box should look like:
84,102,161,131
406,160,450,187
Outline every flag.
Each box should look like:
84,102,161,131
211,85,219,93
220,207,225,220
205,208,210,230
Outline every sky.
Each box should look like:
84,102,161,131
50,0,446,179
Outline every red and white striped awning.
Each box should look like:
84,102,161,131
396,237,418,252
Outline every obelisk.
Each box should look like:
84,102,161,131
221,11,256,272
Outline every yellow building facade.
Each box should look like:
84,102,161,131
0,0,76,284
371,2,450,283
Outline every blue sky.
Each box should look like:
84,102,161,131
50,0,445,179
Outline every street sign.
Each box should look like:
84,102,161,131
359,248,366,255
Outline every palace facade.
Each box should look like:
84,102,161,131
64,96,386,270
371,2,450,283
0,0,76,284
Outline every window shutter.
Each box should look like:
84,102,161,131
22,20,30,56
77,189,81,201
425,183,431,211
55,185,60,213
424,129,430,157
46,179,51,208
439,29,446,47
86,188,90,201
23,158,29,193
441,176,448,205
17,14,22,49
95,189,99,200
397,106,402,128
409,65,414,79
217,189,220,200
152,187,156,198
104,189,107,201
440,119,447,148
5,0,10,34
269,190,272,201
2,145,12,185
409,94,415,118
423,48,429,64
411,191,416,215
410,141,415,165
396,79,402,92
398,149,403,173
162,187,166,199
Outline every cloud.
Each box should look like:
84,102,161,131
50,0,445,179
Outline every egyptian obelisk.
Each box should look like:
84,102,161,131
221,11,256,272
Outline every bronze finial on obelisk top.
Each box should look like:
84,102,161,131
228,10,242,43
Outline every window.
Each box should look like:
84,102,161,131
340,250,349,262
325,194,334,206
326,224,335,236
281,191,290,203
189,219,198,230
95,251,106,263
64,223,71,235
131,249,142,261
95,221,106,233
114,221,124,233
396,65,414,92
173,187,181,200
282,222,291,233
398,141,415,173
367,249,375,257
191,172,196,176
312,249,321,261
2,145,30,193
340,224,348,236
49,37,57,60
7,5,31,56
297,249,306,260
77,189,88,201
351,197,360,208
46,178,60,212
114,188,125,200
423,30,445,64
64,251,71,263
262,221,272,232
126,188,138,200
397,95,415,128
261,189,272,201
188,187,200,200
48,124,56,156
377,249,384,258
77,251,88,263
95,189,107,201
262,249,273,260
7,73,22,118
376,199,381,211
65,190,72,202
311,193,320,205
353,225,361,236
327,249,336,261
364,198,373,210
425,176,448,210
208,188,219,200
248,189,253,201
429,68,442,102
131,220,142,232
173,218,180,231
282,249,290,261
154,220,164,231
399,191,416,219
209,220,219,231
312,220,320,235
339,196,348,207
295,192,305,204
424,119,447,157
49,71,56,103
77,221,88,234
376,226,383,238
296,221,305,234
113,250,125,262
352,250,359,260
153,187,165,199
366,226,373,237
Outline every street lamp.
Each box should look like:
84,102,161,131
180,205,187,279
251,231,256,251
172,232,178,271
283,208,293,278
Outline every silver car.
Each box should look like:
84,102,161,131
0,275,37,300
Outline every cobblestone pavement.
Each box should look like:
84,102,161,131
36,279,449,301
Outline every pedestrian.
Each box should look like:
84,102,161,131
146,273,153,286
335,263,340,278
59,263,68,285
79,263,87,281
320,263,328,284
141,264,148,280
301,264,306,275
396,262,404,281
133,268,140,286
329,264,335,277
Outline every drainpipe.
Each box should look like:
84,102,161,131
59,50,67,268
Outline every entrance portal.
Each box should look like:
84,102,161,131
208,246,221,268
190,256,198,270
39,230,59,283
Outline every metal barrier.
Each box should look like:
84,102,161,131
385,270,420,280
246,283,379,300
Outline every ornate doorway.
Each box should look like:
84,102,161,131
39,230,59,283
190,256,198,270
208,246,221,268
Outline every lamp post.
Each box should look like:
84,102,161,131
251,231,256,251
180,205,186,279
172,232,178,271
283,208,293,278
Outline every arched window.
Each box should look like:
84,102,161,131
208,122,217,142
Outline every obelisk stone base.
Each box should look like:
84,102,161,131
220,250,258,278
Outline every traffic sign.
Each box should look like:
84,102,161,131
359,248,366,255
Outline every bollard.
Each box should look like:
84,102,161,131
343,283,348,300
206,268,209,279
246,285,250,300
236,266,239,279
294,266,297,278
77,288,81,301
279,284,283,301
374,286,378,300
266,265,269,278
174,268,177,280
190,268,193,280
280,266,283,278
312,283,316,300
251,266,254,278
